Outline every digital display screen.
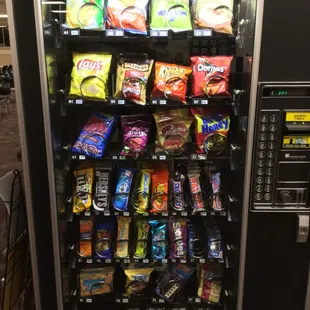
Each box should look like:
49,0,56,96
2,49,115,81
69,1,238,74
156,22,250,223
262,87,310,97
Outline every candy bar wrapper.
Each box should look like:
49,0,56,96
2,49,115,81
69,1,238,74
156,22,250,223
93,166,112,212
79,220,93,257
169,218,187,259
210,172,224,211
115,216,132,258
134,220,150,258
73,168,94,213
149,220,167,260
95,220,115,259
188,172,205,211
171,172,185,211
125,268,154,296
156,264,194,303
151,171,169,213
121,115,151,158
205,219,223,259
135,169,152,214
71,113,117,158
80,267,114,297
198,263,222,304
113,168,135,211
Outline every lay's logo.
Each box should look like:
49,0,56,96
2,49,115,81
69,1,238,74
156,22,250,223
77,59,103,71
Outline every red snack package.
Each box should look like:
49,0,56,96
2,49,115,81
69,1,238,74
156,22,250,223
190,107,230,154
152,62,192,103
191,56,233,97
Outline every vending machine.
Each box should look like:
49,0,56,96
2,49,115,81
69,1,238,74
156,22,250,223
5,0,310,309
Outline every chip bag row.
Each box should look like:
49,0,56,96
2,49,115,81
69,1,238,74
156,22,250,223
69,52,233,102
66,0,234,35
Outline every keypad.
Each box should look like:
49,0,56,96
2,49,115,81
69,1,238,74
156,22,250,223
254,110,279,204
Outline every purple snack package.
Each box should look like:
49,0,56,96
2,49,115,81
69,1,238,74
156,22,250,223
120,115,151,158
169,218,187,259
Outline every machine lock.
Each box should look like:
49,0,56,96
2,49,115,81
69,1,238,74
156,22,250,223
296,214,309,243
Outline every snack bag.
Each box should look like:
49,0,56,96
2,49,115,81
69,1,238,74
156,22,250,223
115,217,132,258
156,264,194,302
151,171,169,213
193,0,234,34
191,56,233,97
150,0,192,32
115,57,154,105
113,168,135,211
69,52,112,101
154,109,193,155
73,168,94,213
190,107,230,154
121,115,151,158
107,0,149,35
198,263,222,304
133,220,150,258
188,219,206,259
80,267,114,297
79,219,93,257
125,268,154,296
95,220,115,259
93,165,112,212
204,218,223,259
71,113,117,158
209,172,224,211
152,62,192,103
66,0,105,29
169,218,187,259
149,220,168,260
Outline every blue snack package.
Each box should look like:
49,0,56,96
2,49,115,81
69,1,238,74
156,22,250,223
113,168,135,211
72,113,117,158
156,263,194,303
187,219,206,259
205,219,223,259
149,220,168,260
95,219,115,259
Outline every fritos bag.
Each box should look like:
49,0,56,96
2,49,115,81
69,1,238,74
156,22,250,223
152,62,192,104
193,0,234,34
115,57,154,105
69,52,112,101
191,56,233,97
107,0,149,35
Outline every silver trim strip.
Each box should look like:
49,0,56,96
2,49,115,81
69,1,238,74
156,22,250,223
236,0,265,309
5,0,42,309
33,1,64,309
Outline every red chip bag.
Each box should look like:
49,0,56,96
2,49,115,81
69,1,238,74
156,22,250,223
191,56,233,97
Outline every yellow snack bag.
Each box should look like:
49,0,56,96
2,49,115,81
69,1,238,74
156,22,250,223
69,52,112,101
115,216,132,258
125,268,154,296
73,168,94,213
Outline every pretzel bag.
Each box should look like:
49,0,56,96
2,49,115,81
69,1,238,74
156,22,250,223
69,52,112,101
115,57,154,105
191,56,233,97
152,62,192,103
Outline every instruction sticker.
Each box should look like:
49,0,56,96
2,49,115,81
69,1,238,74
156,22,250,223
283,136,310,148
286,112,310,122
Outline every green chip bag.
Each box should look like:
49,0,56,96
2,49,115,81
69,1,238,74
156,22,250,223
66,0,105,29
150,0,192,32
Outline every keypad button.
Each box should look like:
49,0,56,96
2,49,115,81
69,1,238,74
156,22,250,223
255,193,263,201
259,133,268,141
258,151,266,159
268,142,276,149
258,142,267,150
260,124,268,132
264,193,272,201
256,185,263,192
260,115,268,123
257,159,265,167
265,185,272,192
269,133,276,141
257,168,264,175
256,177,264,184
266,168,273,176
265,177,273,184
266,160,274,167
267,151,275,158
270,114,278,123
269,124,277,132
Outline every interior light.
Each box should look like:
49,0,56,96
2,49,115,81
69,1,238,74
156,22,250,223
0,15,8,18
42,1,66,4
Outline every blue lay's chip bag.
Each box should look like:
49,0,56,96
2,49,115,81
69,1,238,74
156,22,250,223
149,220,167,260
72,113,117,158
95,219,115,259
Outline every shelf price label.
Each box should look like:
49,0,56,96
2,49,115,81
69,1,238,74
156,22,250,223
62,28,80,36
194,29,212,37
150,30,168,37
192,99,208,105
151,98,167,105
106,29,124,37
